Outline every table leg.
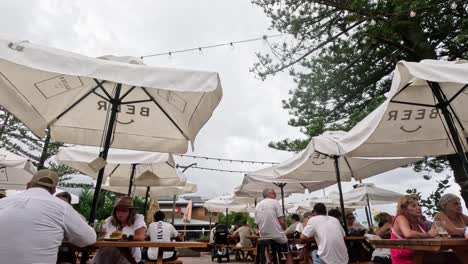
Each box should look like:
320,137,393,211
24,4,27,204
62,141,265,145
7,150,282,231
453,249,468,264
412,251,424,264
157,248,164,264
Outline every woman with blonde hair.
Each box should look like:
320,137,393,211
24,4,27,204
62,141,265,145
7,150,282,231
92,196,146,264
433,193,468,237
390,195,437,264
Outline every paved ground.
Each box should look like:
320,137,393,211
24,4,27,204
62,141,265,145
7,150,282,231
179,252,253,264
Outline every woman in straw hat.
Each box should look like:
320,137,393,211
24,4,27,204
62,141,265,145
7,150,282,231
92,196,147,264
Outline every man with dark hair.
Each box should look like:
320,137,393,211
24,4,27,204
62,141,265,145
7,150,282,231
285,213,302,238
233,220,253,247
146,210,180,262
301,203,348,264
0,189,6,199
56,191,72,204
0,169,96,264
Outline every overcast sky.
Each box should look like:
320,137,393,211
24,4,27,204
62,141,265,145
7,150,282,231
1,0,465,217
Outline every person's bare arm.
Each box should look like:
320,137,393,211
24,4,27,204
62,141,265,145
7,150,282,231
375,223,391,237
278,216,286,230
434,213,465,235
133,227,146,241
396,217,437,238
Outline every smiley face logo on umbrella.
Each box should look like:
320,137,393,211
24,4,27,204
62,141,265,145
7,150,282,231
386,108,439,133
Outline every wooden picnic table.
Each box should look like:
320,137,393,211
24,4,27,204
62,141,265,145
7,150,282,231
370,238,468,264
93,241,208,264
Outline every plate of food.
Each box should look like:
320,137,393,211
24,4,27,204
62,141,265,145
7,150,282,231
103,230,122,241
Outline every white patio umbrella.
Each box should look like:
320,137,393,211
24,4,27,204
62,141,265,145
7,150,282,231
203,195,252,213
0,148,36,189
247,132,419,234
236,173,335,215
102,181,197,198
336,60,468,175
0,37,222,225
56,146,185,195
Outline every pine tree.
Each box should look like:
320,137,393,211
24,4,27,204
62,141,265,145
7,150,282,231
251,1,468,203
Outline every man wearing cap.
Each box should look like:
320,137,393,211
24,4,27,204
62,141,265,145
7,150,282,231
255,187,293,264
0,169,96,264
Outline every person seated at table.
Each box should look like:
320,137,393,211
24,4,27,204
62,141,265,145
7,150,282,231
55,191,78,264
92,196,146,264
375,212,393,239
209,223,218,244
145,210,180,262
346,212,366,233
0,189,6,199
285,214,302,238
328,208,343,223
433,193,468,237
233,220,254,247
391,194,438,264
301,203,349,264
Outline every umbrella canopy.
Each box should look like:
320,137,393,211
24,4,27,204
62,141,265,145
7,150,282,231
0,148,36,189
336,60,468,158
56,146,185,187
102,182,197,197
0,38,222,153
340,183,403,207
248,133,419,182
291,194,362,213
203,194,253,213
236,174,333,199
0,37,222,225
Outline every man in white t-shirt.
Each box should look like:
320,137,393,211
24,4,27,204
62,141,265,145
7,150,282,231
301,203,348,264
146,210,180,261
0,169,96,264
255,187,293,264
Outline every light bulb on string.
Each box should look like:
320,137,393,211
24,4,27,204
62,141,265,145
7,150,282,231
451,2,457,9
369,19,376,26
409,10,417,17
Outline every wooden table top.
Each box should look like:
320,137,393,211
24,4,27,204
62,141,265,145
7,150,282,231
94,241,208,248
370,238,468,251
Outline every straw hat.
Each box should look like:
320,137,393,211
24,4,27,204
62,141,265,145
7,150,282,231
113,196,138,209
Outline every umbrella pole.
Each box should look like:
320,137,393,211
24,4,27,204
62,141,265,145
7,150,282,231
280,184,286,216
127,164,136,196
89,83,122,225
81,83,122,264
225,208,228,225
171,195,177,225
428,82,468,175
334,156,349,236
143,186,150,216
366,194,374,227
364,205,372,229
38,128,51,170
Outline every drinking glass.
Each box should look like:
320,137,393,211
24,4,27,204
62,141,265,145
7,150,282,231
434,221,449,238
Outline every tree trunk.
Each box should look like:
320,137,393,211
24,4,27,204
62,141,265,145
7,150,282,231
396,20,468,207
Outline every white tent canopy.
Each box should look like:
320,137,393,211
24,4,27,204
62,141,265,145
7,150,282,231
56,146,185,187
102,182,197,198
203,195,253,213
236,174,334,199
248,133,420,182
0,37,222,153
336,60,468,158
340,183,403,207
0,148,36,189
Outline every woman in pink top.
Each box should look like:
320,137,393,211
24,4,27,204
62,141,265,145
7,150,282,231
390,195,437,264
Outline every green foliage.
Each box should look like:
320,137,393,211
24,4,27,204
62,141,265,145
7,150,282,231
251,0,468,149
74,188,149,222
218,212,255,228
0,107,72,180
405,177,451,218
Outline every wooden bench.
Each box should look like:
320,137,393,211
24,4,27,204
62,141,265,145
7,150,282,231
234,246,256,261
146,260,183,264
